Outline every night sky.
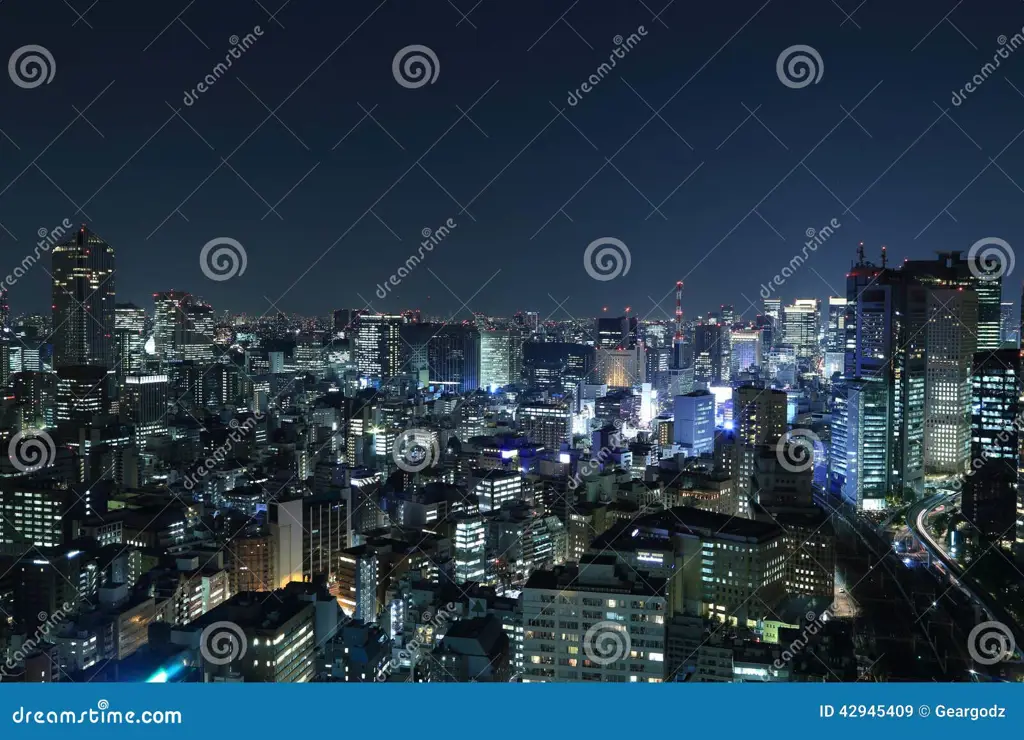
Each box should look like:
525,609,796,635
1,0,1023,324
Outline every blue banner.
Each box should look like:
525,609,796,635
0,684,1020,738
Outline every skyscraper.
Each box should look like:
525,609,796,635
782,299,820,363
693,322,723,386
673,391,714,456
356,314,405,379
115,303,147,376
963,349,1020,545
1000,301,1018,346
729,328,761,377
480,329,512,390
427,325,481,393
829,377,890,511
51,225,116,369
924,287,978,474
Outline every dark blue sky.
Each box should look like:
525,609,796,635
1,0,1023,325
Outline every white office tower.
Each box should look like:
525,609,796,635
522,554,667,682
729,329,762,376
454,515,487,584
782,299,820,363
480,329,512,390
924,288,977,474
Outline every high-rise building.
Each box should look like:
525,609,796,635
1001,301,1018,346
693,323,723,386
522,343,595,395
427,325,481,393
52,225,116,369
763,298,781,345
121,374,169,446
673,391,714,456
733,386,788,511
729,329,762,376
924,287,978,474
114,303,147,376
152,291,211,362
56,364,110,423
828,377,890,511
826,297,847,352
843,249,925,497
454,514,487,584
480,329,512,390
782,299,820,363
963,349,1020,546
357,314,406,379
518,402,570,450
521,554,667,682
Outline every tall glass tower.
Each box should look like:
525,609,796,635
51,225,116,369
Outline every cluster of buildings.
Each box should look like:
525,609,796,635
0,225,1012,683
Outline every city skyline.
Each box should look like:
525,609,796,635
2,1,1024,319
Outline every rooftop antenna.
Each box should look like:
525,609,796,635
881,245,887,269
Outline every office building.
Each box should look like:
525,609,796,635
517,402,570,450
480,329,513,389
114,303,147,375
964,349,1020,546
673,391,714,456
782,299,819,363
693,323,724,386
829,378,889,510
356,313,406,379
51,225,116,370
924,287,978,474
730,329,761,377
454,514,487,584
522,554,667,683
121,374,170,446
